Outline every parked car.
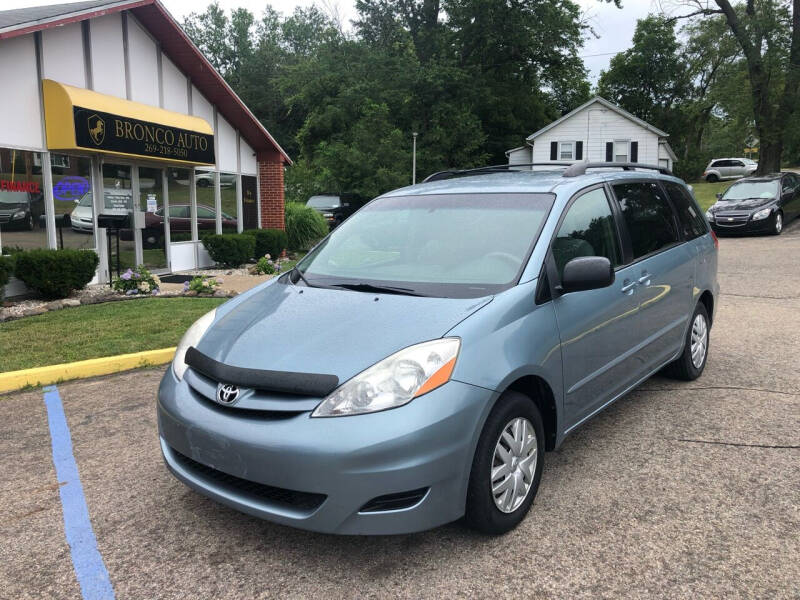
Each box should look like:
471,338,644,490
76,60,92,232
706,172,800,235
703,158,757,182
0,189,44,231
159,162,718,535
195,172,236,188
70,192,94,233
119,204,236,247
306,193,364,229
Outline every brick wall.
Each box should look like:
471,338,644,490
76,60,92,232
257,158,285,230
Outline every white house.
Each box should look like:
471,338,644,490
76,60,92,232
506,97,677,171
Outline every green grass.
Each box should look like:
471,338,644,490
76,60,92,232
690,180,734,211
0,297,225,372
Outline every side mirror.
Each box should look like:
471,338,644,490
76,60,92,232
716,192,722,200
560,256,614,294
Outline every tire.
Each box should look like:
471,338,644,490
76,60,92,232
25,213,34,230
771,211,783,236
465,390,545,535
706,174,719,183
197,178,210,188
663,302,710,381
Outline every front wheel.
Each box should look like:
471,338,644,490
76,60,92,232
465,391,544,535
771,211,783,236
663,302,710,380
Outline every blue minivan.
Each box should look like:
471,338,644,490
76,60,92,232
158,163,719,535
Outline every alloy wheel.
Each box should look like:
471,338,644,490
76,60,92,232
690,313,708,369
491,417,537,513
775,213,783,234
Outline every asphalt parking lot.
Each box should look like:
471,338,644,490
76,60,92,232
1,227,799,599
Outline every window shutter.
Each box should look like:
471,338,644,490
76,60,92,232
575,141,583,160
630,141,639,163
605,142,613,162
550,142,558,161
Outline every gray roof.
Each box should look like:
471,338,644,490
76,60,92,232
0,0,130,32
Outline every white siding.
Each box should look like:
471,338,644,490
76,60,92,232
217,114,237,172
191,86,214,125
161,54,188,113
530,103,661,168
90,13,126,97
127,17,159,105
41,23,86,88
507,146,531,166
0,34,43,149
239,138,257,174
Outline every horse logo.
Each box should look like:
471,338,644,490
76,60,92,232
87,114,105,145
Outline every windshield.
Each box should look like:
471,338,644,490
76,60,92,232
294,193,554,298
307,195,340,209
77,192,93,207
0,191,28,206
721,181,778,201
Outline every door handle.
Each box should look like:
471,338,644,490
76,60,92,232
638,271,651,286
621,279,637,295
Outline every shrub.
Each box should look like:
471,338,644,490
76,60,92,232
202,233,255,268
244,228,288,259
185,275,219,294
112,265,160,295
14,248,99,299
285,202,328,251
0,255,13,301
253,255,280,275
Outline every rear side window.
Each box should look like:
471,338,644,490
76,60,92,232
612,182,679,260
662,181,708,240
552,188,621,277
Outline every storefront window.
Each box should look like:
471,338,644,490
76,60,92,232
195,168,217,239
220,172,238,233
0,148,46,252
102,163,134,272
242,175,258,230
51,154,95,250
167,168,192,242
138,167,167,270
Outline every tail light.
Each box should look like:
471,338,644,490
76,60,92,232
710,229,719,250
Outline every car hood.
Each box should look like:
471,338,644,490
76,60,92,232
711,197,775,212
196,280,492,385
0,203,26,213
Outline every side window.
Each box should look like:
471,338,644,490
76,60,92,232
710,160,723,168
169,205,188,218
196,206,216,219
612,182,679,259
663,181,708,240
552,188,621,277
782,175,796,194
731,160,744,168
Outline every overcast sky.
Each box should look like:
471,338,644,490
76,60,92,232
4,0,662,83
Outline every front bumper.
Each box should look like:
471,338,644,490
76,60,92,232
709,213,775,235
157,369,494,534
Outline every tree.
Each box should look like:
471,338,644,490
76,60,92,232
669,0,800,174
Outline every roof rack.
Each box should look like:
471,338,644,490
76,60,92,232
423,163,572,183
561,162,673,177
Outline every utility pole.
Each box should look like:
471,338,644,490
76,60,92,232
412,132,418,185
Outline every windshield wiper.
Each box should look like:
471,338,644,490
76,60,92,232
329,282,427,297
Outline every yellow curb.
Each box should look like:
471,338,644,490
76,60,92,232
0,347,176,394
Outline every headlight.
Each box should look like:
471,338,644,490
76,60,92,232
172,308,217,380
752,208,772,221
705,210,713,221
312,338,461,417
12,210,25,219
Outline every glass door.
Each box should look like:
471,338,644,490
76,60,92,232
137,166,168,272
101,162,134,274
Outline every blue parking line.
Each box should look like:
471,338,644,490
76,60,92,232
43,385,116,600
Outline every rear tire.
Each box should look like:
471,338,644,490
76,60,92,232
465,391,544,535
663,302,710,381
706,174,719,183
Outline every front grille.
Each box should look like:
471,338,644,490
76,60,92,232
170,447,327,512
713,212,750,226
359,488,428,513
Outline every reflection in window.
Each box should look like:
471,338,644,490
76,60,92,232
52,154,95,250
0,147,47,251
242,175,258,230
168,168,192,242
220,172,238,233
613,182,679,259
194,169,216,237
552,188,621,277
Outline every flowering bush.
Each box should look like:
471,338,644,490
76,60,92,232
184,275,220,295
253,254,282,275
112,265,160,295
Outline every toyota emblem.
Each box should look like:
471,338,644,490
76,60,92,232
216,383,240,405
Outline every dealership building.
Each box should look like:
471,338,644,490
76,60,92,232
0,0,291,291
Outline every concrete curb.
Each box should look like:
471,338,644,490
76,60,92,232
0,347,176,394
